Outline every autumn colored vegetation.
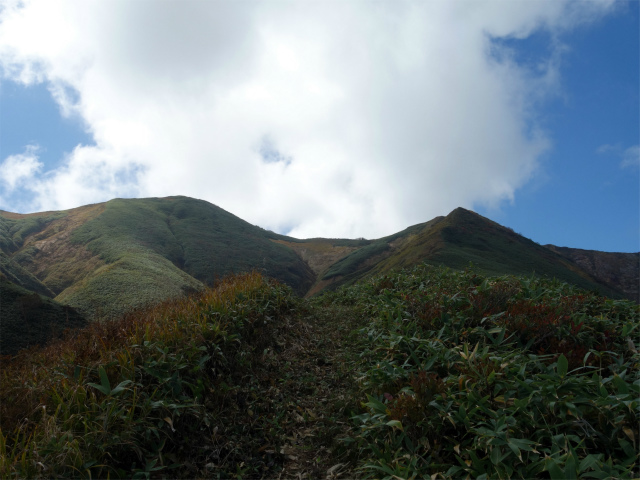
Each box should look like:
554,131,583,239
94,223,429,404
1,272,296,478
1,265,638,479
322,265,639,479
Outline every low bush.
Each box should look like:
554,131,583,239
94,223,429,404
0,272,296,478
2,265,638,479
320,264,639,479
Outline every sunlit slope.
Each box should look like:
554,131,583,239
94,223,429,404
0,212,61,297
0,198,630,330
313,208,623,298
0,197,314,320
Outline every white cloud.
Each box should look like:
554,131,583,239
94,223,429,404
0,0,616,238
596,143,619,154
621,145,640,169
0,143,141,212
0,145,42,190
597,143,640,169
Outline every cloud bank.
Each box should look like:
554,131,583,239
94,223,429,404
0,0,616,238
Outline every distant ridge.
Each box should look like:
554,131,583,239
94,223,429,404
545,245,639,303
292,207,631,300
1,197,637,353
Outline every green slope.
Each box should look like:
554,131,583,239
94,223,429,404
423,208,622,296
0,198,631,349
0,251,54,297
67,196,315,294
1,197,315,321
0,214,58,297
313,208,624,298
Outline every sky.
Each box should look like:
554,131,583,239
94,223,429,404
0,0,637,252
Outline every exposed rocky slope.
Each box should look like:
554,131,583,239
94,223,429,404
545,246,639,302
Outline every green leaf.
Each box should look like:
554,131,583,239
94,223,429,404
557,355,568,378
490,446,508,465
618,437,635,458
87,366,112,396
386,420,403,431
365,463,398,476
564,452,577,480
110,380,133,396
99,366,111,393
507,441,522,461
87,382,110,395
578,454,600,473
364,395,388,415
545,457,565,480
613,375,630,394
509,438,538,452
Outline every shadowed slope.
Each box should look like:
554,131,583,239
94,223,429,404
545,245,639,302
0,276,87,355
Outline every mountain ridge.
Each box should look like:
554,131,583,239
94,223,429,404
1,196,637,354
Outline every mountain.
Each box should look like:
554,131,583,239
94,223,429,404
286,208,628,299
1,197,636,354
0,196,315,321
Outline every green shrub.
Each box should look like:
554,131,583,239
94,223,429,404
0,272,297,479
320,264,639,479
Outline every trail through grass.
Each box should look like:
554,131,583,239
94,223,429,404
252,301,367,478
1,266,638,479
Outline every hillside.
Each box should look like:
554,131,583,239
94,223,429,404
1,197,636,355
0,196,315,321
1,269,638,478
545,245,639,302
297,208,626,299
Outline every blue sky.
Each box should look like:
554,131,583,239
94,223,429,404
1,80,92,174
0,0,638,252
477,1,639,252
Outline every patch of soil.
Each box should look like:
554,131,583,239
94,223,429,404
11,204,106,295
203,301,365,479
271,240,358,277
262,303,364,478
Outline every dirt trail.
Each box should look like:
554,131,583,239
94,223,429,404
262,303,365,479
195,299,367,479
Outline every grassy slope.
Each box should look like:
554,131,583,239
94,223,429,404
425,208,619,292
0,199,631,345
0,276,87,356
320,219,441,281
149,197,315,291
1,269,637,479
1,197,315,321
0,251,54,297
312,208,623,299
0,214,58,297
